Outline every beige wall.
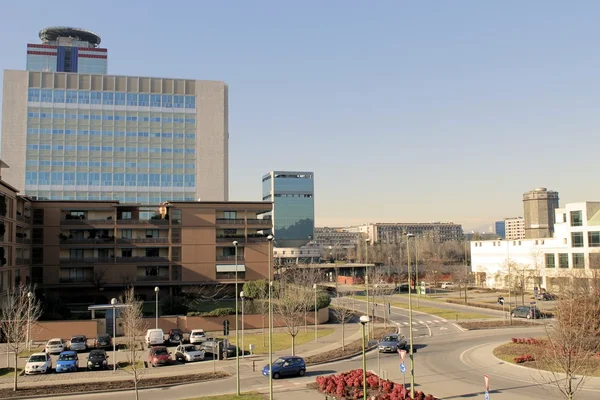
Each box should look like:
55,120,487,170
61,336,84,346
31,320,99,341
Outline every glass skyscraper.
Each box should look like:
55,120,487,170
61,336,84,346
262,171,314,247
26,27,107,74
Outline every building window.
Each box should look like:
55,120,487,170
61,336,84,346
588,232,600,247
223,211,237,219
121,248,132,258
121,229,132,239
558,253,569,268
571,232,584,248
121,211,132,220
545,254,555,268
570,210,583,227
216,271,246,280
171,247,181,262
70,249,84,260
171,228,181,244
562,213,567,223
171,209,181,225
32,228,44,244
32,248,43,265
573,253,585,268
146,229,159,238
171,265,181,280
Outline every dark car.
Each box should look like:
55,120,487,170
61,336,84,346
262,356,306,379
94,334,112,350
200,338,240,359
511,306,541,319
87,350,109,370
536,293,556,301
394,283,410,293
149,346,171,367
378,334,408,353
168,329,185,344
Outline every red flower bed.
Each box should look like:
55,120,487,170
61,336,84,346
316,369,438,399
511,338,543,345
514,354,535,363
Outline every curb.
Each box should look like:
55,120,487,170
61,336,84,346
307,344,379,367
0,372,231,400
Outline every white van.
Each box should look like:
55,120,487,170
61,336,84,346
145,329,165,346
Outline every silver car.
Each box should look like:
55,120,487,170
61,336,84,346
378,334,408,353
69,335,88,352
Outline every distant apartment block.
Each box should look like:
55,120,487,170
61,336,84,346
346,222,463,243
314,227,362,249
504,217,525,240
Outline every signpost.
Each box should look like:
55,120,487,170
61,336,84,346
484,374,490,400
398,349,407,387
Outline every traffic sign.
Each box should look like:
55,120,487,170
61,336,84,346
484,391,489,400
484,374,489,391
397,349,406,363
400,363,406,374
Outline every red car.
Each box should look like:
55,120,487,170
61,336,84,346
148,346,171,367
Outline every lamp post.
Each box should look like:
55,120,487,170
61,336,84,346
359,315,370,400
365,237,371,339
415,238,420,307
313,284,318,342
26,292,32,351
111,298,117,372
233,240,240,396
267,234,274,400
404,233,415,399
240,290,245,359
154,286,159,329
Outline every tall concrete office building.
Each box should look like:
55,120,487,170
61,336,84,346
523,188,559,239
262,171,314,248
26,27,108,74
1,27,228,203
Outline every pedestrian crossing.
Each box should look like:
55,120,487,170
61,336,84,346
401,318,447,326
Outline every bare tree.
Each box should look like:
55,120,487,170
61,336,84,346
119,288,148,400
0,286,42,391
331,293,355,351
242,280,269,346
535,281,600,400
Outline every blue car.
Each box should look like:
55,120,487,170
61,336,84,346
262,356,306,379
55,351,79,373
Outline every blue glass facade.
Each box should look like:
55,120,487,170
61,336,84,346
495,221,506,239
25,88,197,203
262,172,314,247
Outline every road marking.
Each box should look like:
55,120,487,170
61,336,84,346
440,327,448,331
426,321,432,324
403,322,409,326
432,320,440,324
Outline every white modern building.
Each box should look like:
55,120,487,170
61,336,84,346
471,202,600,290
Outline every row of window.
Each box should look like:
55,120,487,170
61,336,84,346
26,128,195,139
28,89,196,109
26,144,196,154
545,253,586,268
571,231,600,247
25,172,196,187
25,192,195,203
27,112,195,125
26,160,195,169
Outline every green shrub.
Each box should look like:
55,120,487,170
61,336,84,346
308,291,331,311
205,307,236,316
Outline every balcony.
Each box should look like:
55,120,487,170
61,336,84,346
116,219,169,225
246,235,269,243
246,219,272,226
61,237,115,245
16,214,31,223
216,235,245,243
115,256,170,263
117,238,169,244
59,277,93,284
16,258,30,265
59,257,114,265
216,218,245,225
216,255,245,262
60,218,114,225
136,275,170,282
16,237,31,244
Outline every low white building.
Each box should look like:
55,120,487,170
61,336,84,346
471,202,600,290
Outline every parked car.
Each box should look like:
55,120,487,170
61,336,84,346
87,350,109,370
441,282,456,289
55,351,78,373
189,329,207,344
25,352,52,375
511,306,541,319
45,338,66,354
378,334,408,353
394,283,410,293
148,346,171,367
175,344,205,363
145,329,165,346
94,334,112,350
200,338,240,359
262,356,306,379
168,328,185,344
536,292,556,301
68,335,88,352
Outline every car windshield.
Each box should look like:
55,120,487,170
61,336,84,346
71,337,85,343
273,358,287,365
383,336,397,342
154,348,168,356
29,355,46,362
58,354,76,361
49,341,62,345
192,332,204,336
183,345,197,352
98,336,110,341
90,352,105,359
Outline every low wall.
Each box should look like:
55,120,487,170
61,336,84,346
31,320,99,341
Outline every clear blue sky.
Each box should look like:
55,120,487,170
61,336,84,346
2,1,600,231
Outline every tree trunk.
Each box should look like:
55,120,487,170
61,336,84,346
134,372,139,400
262,316,266,347
341,321,345,351
13,351,18,391
292,335,296,356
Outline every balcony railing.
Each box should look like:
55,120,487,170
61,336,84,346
16,258,30,265
246,219,272,226
16,214,31,223
216,218,245,225
117,238,169,244
59,277,93,283
16,237,31,244
60,218,114,225
61,238,115,245
216,236,245,243
246,235,269,243
59,257,114,265
216,255,245,262
116,219,169,225
136,275,170,282
115,256,170,263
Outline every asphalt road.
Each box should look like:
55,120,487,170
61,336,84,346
27,301,600,400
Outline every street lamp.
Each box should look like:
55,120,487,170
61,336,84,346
365,237,371,339
359,315,370,400
404,233,415,399
111,298,117,372
26,292,32,351
267,234,274,400
240,290,245,359
233,240,240,396
313,284,318,342
415,238,420,307
154,286,160,329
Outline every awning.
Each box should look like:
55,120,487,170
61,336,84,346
216,264,246,273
